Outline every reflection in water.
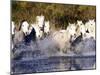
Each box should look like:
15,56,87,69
11,37,96,74
12,50,96,74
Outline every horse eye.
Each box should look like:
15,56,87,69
22,25,24,27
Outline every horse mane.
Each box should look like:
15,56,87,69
19,20,26,31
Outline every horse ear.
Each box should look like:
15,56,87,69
69,23,71,25
92,19,95,22
73,23,75,25
89,19,92,22
19,22,22,31
77,20,79,23
47,21,49,23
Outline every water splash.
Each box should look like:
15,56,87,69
11,32,96,74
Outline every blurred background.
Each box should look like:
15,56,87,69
12,1,96,29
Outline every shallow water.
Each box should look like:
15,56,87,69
12,55,95,74
11,37,96,74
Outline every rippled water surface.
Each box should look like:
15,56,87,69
11,37,96,74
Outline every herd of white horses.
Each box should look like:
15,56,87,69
12,15,96,54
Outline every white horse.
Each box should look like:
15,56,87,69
67,23,76,37
76,20,86,36
85,19,95,32
51,23,77,53
13,20,29,47
71,20,95,48
66,23,77,42
75,20,94,40
12,21,15,35
12,21,16,49
85,19,95,39
30,23,43,39
21,21,29,36
44,21,50,35
36,15,45,28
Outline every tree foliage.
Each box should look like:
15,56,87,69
12,1,96,28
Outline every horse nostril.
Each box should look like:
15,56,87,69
86,29,89,33
25,32,28,35
74,34,76,37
